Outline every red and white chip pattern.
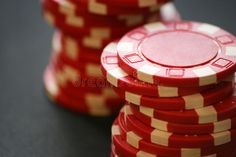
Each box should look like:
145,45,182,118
122,107,235,156
52,32,102,63
42,0,171,115
42,0,169,116
124,105,236,147
103,22,236,156
101,41,218,98
42,0,163,40
68,0,163,16
128,104,236,135
44,64,123,116
117,21,236,87
53,52,103,78
122,106,236,148
131,101,236,125
44,0,162,27
111,112,235,157
113,77,234,111
128,81,236,124
41,0,236,155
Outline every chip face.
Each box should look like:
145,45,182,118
101,42,219,98
117,21,236,87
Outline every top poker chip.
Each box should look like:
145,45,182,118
117,21,236,87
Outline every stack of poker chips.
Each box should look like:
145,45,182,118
101,21,236,156
41,0,177,116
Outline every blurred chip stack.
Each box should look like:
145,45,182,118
41,0,178,116
100,21,236,156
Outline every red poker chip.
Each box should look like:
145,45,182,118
52,51,103,77
43,0,161,28
42,7,123,49
130,94,236,124
52,32,102,63
52,65,114,100
96,0,170,8
50,53,121,97
112,78,233,111
119,107,236,148
42,0,138,21
101,41,217,98
128,78,236,124
112,114,236,157
117,21,236,87
42,2,130,39
43,64,123,116
119,108,236,156
127,104,236,135
113,119,157,157
43,0,136,28
58,83,111,99
67,0,161,16
52,59,117,101
50,53,114,96
42,0,161,37
52,50,101,70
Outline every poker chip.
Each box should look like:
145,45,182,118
43,0,161,28
103,20,236,156
47,37,124,116
113,78,233,111
52,63,111,96
127,104,236,135
53,52,103,78
46,13,123,49
43,0,160,35
117,21,236,87
130,96,236,124
120,107,236,154
42,0,179,42
101,41,217,98
120,107,236,149
126,77,236,125
112,115,235,157
44,64,123,116
66,0,162,16
44,7,138,35
40,0,236,155
43,10,130,39
52,32,102,63
53,62,114,100
50,51,119,98
42,0,165,117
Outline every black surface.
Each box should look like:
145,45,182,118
0,1,236,157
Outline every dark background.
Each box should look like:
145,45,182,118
0,0,236,157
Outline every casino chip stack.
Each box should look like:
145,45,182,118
101,21,236,156
41,0,178,116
